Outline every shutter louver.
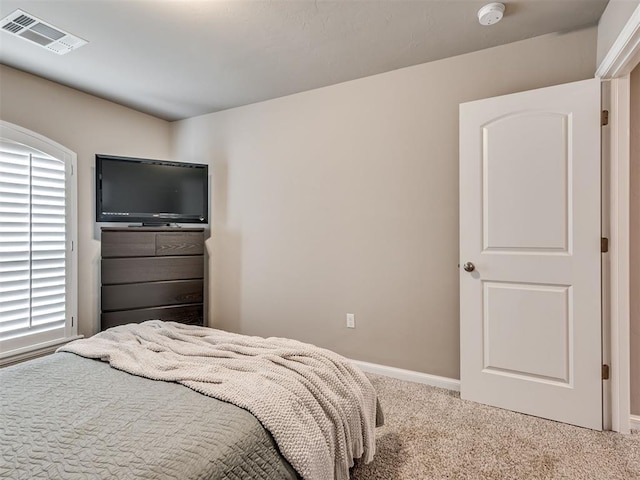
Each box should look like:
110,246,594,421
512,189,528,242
0,148,66,342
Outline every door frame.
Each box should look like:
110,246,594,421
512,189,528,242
596,4,640,433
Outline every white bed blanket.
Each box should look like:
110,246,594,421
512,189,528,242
59,321,379,480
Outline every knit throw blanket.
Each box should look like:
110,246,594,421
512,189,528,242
59,321,379,480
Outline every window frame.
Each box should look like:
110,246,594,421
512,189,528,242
0,120,78,361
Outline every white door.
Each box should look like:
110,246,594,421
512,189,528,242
459,78,602,430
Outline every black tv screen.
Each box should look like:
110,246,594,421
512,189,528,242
96,154,208,224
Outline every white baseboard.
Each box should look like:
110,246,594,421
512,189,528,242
631,415,640,431
350,359,460,392
352,358,640,430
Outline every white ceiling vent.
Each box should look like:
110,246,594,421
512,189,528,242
1,9,87,55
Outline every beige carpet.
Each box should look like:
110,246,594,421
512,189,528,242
350,374,640,480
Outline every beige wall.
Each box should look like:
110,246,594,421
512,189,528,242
172,27,597,378
630,63,640,416
0,65,172,338
597,0,640,67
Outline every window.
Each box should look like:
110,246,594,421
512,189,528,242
0,121,78,360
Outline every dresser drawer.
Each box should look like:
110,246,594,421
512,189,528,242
102,280,204,311
102,231,156,257
102,230,204,258
156,232,204,256
102,256,204,284
101,304,204,330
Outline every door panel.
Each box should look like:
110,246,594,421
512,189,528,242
459,78,602,430
484,112,569,251
483,281,570,383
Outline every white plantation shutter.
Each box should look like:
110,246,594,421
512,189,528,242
0,122,77,359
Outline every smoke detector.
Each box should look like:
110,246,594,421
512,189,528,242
1,9,87,55
478,3,505,26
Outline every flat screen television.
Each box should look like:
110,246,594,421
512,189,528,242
96,154,208,224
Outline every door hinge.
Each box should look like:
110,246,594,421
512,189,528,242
602,364,610,380
601,237,609,253
71,316,74,327
602,110,609,126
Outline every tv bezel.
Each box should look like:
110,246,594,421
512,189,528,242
95,154,209,225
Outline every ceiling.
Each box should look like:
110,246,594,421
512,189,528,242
0,1,608,121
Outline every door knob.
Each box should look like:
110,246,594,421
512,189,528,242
463,262,475,272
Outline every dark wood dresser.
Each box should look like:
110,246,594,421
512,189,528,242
100,227,205,330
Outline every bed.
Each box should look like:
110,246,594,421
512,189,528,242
1,321,382,480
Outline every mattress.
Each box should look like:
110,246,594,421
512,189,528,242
0,352,299,480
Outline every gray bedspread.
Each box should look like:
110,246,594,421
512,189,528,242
59,321,380,480
0,352,299,480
